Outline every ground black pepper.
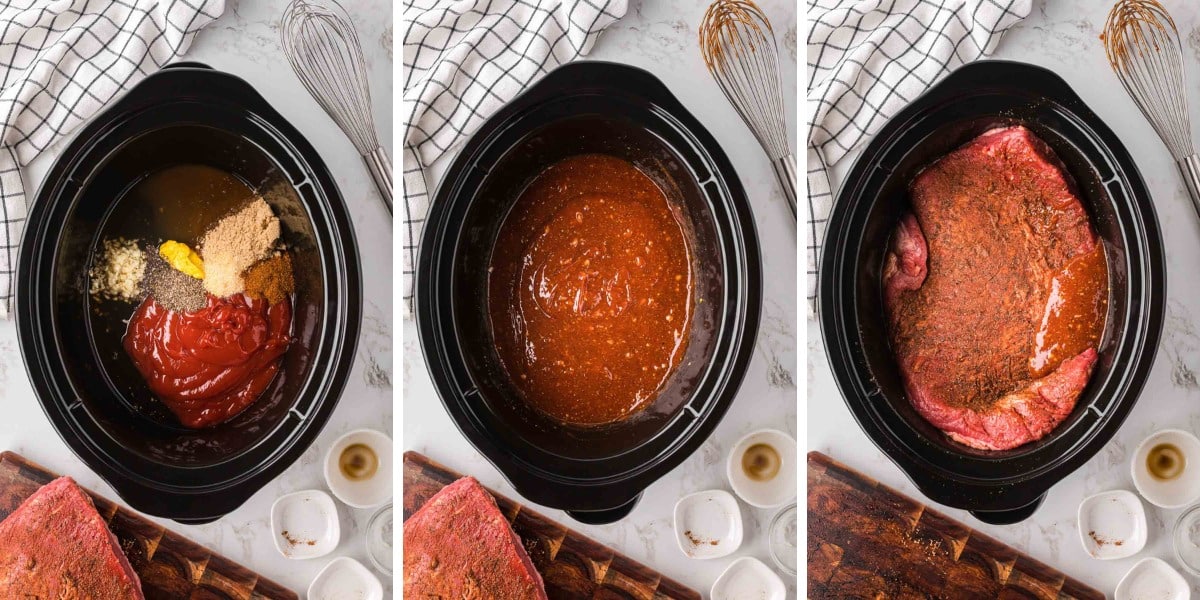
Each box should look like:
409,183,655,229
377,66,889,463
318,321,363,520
142,250,206,312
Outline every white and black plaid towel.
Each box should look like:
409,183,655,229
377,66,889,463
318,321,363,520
0,0,222,318
401,0,627,313
806,0,1031,311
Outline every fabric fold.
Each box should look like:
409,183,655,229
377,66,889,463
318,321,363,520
0,0,224,318
806,0,1031,311
401,0,627,313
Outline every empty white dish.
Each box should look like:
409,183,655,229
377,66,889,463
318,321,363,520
711,556,786,600
1114,557,1189,600
324,428,393,508
726,429,797,508
673,489,743,559
270,490,339,559
1131,429,1200,508
308,556,384,600
1077,490,1146,559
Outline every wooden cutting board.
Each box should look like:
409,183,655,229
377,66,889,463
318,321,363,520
403,451,701,600
0,451,296,600
808,451,1103,599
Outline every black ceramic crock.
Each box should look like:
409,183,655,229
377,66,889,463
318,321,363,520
820,60,1165,524
16,63,362,523
417,62,761,524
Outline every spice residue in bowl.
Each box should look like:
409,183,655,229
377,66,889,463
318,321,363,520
684,529,720,547
1089,530,1125,547
281,529,317,547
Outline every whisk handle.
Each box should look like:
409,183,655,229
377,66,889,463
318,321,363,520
364,146,393,215
1183,154,1200,223
772,154,797,222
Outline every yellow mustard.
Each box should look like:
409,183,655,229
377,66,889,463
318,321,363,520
158,241,204,279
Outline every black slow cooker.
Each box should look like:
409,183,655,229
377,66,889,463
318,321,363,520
820,61,1165,524
417,62,761,524
16,63,361,523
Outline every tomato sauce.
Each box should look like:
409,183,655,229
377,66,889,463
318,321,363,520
488,154,693,426
123,294,292,428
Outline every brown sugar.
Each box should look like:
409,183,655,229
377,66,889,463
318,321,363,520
243,253,294,304
200,198,280,297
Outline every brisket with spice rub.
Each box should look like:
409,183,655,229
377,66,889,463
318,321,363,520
883,126,1101,451
404,477,548,599
0,476,144,598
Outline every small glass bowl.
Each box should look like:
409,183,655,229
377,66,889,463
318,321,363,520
768,503,797,576
365,503,393,576
1173,504,1200,576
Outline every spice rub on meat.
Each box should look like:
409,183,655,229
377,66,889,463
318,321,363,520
883,126,1108,451
0,477,144,599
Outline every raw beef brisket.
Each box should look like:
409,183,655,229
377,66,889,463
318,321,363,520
0,476,144,598
883,126,1102,451
404,477,548,599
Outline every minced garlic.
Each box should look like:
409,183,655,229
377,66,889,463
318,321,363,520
90,238,146,302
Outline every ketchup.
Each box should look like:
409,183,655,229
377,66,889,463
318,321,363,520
123,293,292,428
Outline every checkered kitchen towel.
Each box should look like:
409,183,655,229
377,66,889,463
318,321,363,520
0,0,223,318
402,0,627,313
806,0,1031,311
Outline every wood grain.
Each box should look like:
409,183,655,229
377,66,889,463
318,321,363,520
807,451,1103,600
403,451,701,600
0,451,297,600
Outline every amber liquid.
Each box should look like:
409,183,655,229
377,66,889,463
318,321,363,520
742,443,781,482
1148,443,1186,481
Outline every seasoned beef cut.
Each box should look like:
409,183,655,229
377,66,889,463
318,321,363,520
404,477,548,599
883,126,1106,451
0,476,144,598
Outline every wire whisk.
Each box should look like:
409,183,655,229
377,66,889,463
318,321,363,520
281,0,392,214
1103,0,1200,218
699,0,795,220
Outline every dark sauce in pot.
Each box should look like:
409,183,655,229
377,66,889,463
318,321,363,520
487,154,693,426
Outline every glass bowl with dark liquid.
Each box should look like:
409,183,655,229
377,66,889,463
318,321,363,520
16,63,361,523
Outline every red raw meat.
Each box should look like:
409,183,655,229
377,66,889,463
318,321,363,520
404,477,548,599
0,476,144,598
883,126,1102,450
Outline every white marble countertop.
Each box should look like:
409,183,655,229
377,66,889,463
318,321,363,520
402,0,798,597
0,0,393,596
808,0,1200,595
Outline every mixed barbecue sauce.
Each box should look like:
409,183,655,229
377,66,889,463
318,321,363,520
1030,244,1110,378
488,154,693,426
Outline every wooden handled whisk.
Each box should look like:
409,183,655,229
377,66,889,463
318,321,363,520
700,0,796,221
1103,0,1200,218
